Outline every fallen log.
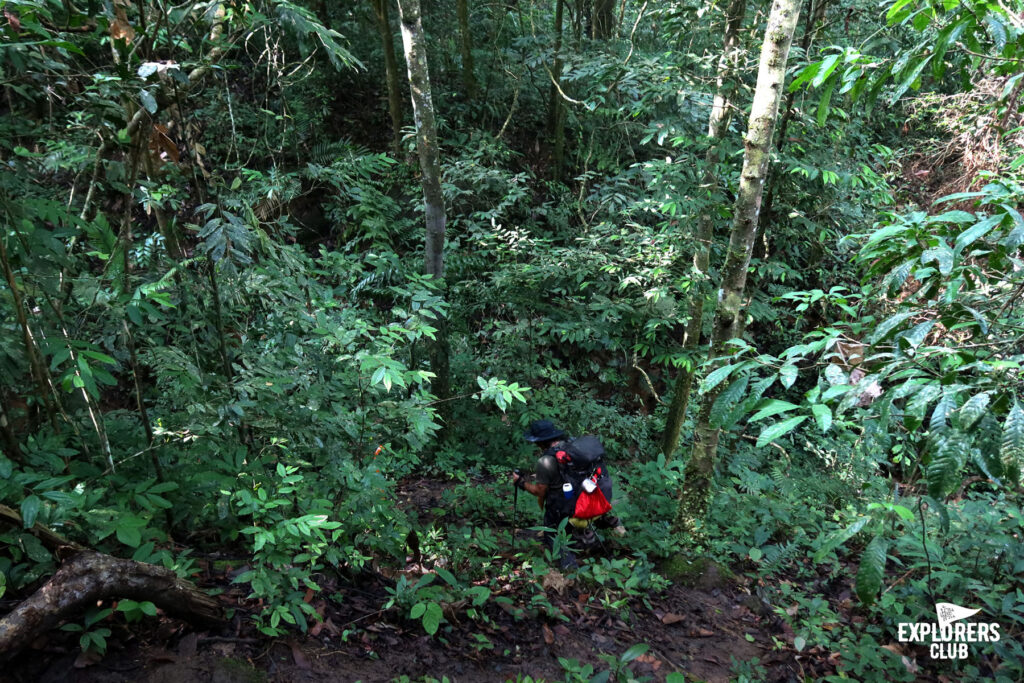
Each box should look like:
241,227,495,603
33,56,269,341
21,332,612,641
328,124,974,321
0,550,223,660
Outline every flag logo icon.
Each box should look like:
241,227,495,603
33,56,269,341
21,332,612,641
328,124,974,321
936,602,982,630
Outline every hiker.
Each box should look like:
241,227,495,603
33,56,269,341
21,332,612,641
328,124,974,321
512,419,623,569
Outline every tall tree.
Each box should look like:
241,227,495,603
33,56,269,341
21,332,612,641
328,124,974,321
676,0,803,536
456,0,477,97
547,0,567,180
396,0,451,408
593,0,616,38
660,0,749,458
372,0,405,155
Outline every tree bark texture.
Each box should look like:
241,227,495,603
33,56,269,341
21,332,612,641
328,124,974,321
372,0,404,155
397,0,445,279
660,0,748,458
676,0,802,537
593,0,616,38
456,0,476,97
547,0,566,179
396,0,450,410
756,0,830,259
0,235,58,429
0,551,222,659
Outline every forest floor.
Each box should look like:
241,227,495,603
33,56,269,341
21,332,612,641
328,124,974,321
6,477,809,683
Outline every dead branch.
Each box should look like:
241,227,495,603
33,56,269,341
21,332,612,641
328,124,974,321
0,551,222,660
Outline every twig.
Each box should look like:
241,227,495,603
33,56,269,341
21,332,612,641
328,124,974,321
497,84,520,140
741,433,791,460
545,66,586,106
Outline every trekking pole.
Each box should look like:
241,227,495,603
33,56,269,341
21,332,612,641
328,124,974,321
512,468,521,554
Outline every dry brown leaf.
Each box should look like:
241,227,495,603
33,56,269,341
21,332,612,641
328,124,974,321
73,650,102,668
109,8,135,43
4,9,20,31
542,623,554,645
289,639,312,670
542,569,570,595
901,656,919,675
661,612,685,625
689,628,714,637
635,654,662,670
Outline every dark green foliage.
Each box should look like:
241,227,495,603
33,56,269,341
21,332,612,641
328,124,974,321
1,0,1022,678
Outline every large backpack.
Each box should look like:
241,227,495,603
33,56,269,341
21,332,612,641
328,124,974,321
552,435,613,520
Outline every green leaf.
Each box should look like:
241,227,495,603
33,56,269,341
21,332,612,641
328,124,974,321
890,55,932,103
779,364,798,389
434,568,459,587
954,214,1002,256
710,376,749,428
855,535,888,605
868,311,915,343
812,54,841,88
756,416,808,448
620,643,650,663
700,364,734,394
813,516,869,562
927,432,968,498
410,602,426,619
116,524,142,548
957,392,991,430
885,0,916,23
139,89,158,115
811,404,832,433
794,636,806,652
20,495,42,528
422,602,443,635
817,79,836,127
1001,401,1024,481
921,245,953,276
749,399,800,422
748,547,763,562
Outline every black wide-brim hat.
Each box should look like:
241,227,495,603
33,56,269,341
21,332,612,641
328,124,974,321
524,419,566,442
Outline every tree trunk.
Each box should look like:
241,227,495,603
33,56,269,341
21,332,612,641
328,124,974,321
0,234,58,430
372,0,404,155
660,0,748,458
396,0,450,411
456,0,476,98
675,0,802,538
0,551,222,660
593,0,615,38
547,0,566,180
756,0,829,260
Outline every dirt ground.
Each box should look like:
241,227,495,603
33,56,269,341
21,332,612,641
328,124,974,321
4,477,805,683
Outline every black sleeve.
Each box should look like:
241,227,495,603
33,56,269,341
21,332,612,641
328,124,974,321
534,454,561,487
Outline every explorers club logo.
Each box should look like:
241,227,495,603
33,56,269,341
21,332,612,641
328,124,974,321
897,602,1001,659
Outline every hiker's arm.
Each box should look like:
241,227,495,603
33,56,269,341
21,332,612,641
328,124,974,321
525,482,547,508
513,472,548,508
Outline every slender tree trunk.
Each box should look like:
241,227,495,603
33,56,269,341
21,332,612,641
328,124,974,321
396,0,450,412
660,0,748,458
0,235,57,429
456,0,476,98
0,392,23,462
547,0,566,180
372,0,404,155
676,0,802,537
756,0,829,259
593,0,615,38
